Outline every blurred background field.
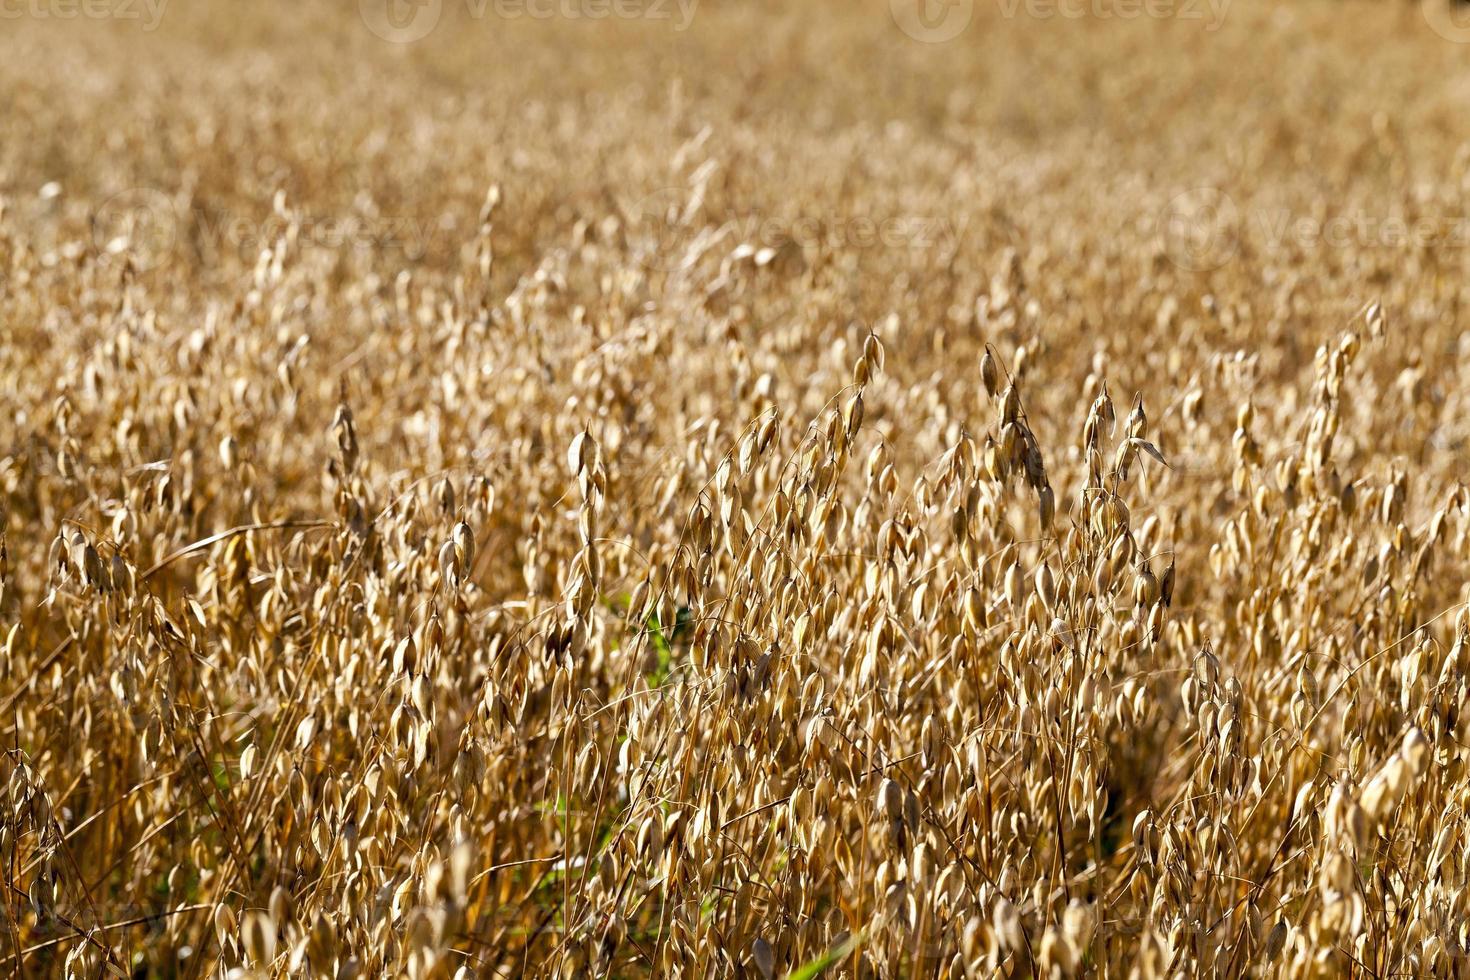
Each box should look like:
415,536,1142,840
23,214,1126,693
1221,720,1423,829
6,1,1470,977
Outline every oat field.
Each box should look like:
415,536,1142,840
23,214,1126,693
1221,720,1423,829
5,1,1470,976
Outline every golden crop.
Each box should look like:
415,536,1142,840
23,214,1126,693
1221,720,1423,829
3,0,1470,976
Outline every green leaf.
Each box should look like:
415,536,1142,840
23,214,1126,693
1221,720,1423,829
785,934,858,980
646,611,672,687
